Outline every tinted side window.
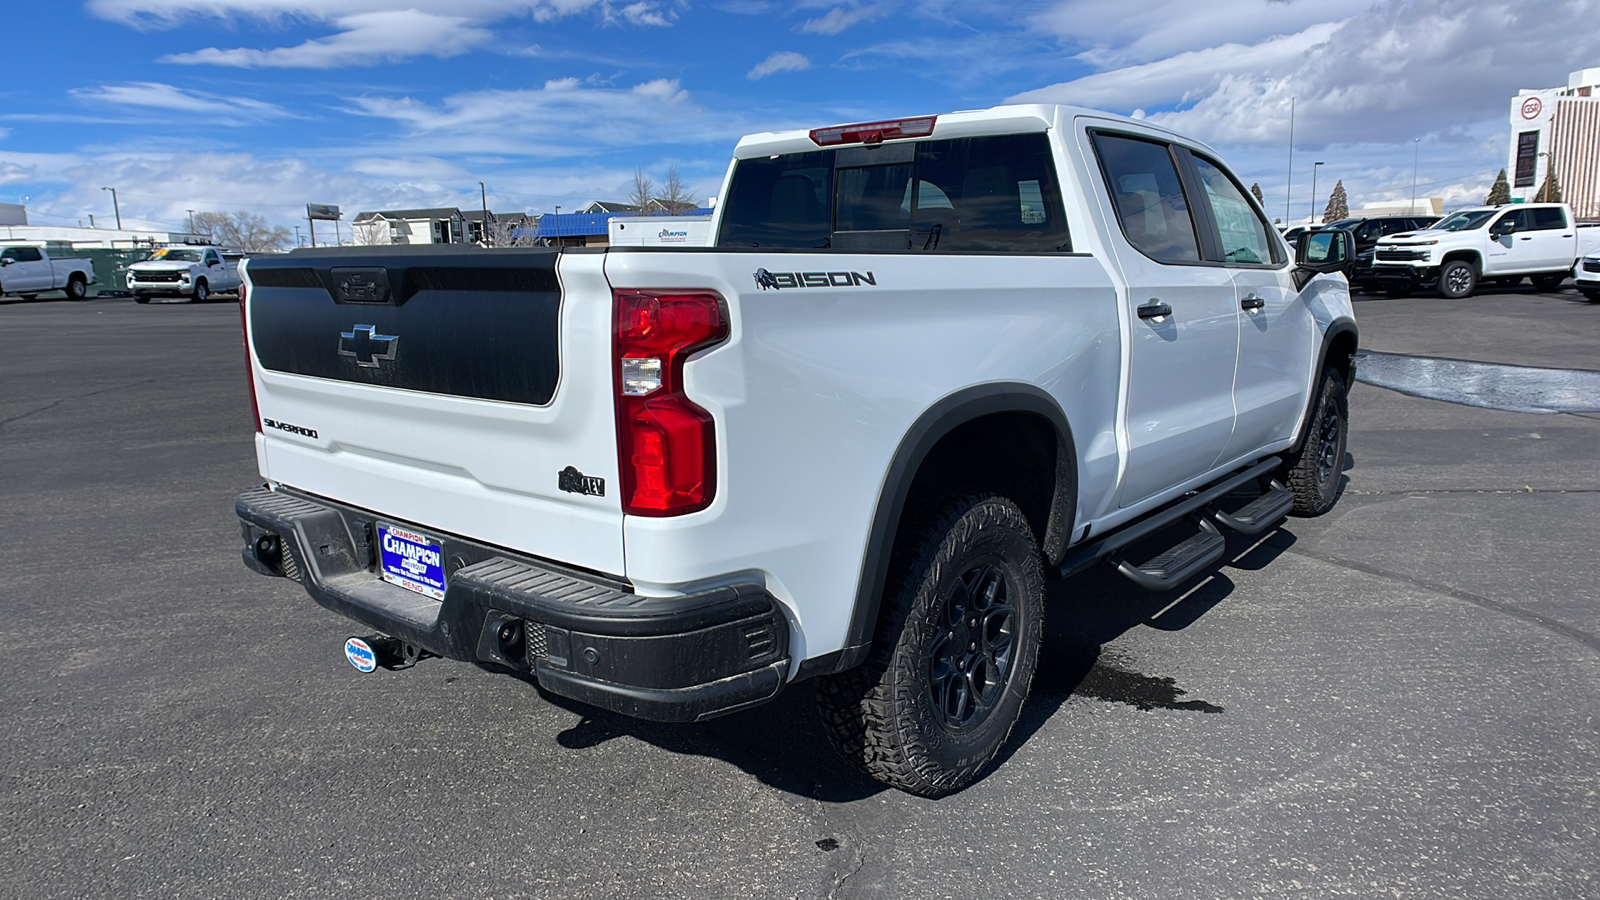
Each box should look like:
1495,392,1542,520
1093,133,1201,263
1191,155,1273,264
16,246,43,262
1531,207,1567,230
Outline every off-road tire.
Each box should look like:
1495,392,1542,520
65,274,88,300
1282,367,1348,516
1438,260,1478,299
1530,273,1565,292
192,279,209,303
815,493,1044,797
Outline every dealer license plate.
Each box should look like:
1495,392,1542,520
376,524,446,600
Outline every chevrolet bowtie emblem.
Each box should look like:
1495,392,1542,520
338,324,399,367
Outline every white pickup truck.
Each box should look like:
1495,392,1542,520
232,104,1358,796
1576,247,1600,302
1370,202,1600,298
127,245,243,302
0,245,96,300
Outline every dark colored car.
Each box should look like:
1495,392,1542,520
1315,215,1439,291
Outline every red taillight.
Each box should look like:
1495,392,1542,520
614,290,728,516
809,116,937,147
240,282,261,433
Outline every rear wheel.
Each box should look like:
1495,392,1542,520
816,493,1044,797
1531,273,1565,292
192,279,210,303
65,274,88,300
1438,260,1478,299
1282,367,1348,516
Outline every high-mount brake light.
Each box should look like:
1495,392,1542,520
240,282,261,433
809,116,937,147
613,290,729,516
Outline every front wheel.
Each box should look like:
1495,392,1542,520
1281,367,1349,516
1580,289,1600,304
816,493,1044,797
1438,260,1478,299
192,279,210,303
1531,273,1565,292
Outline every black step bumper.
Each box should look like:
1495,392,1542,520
235,485,789,722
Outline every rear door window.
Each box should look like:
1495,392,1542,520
1531,207,1568,230
716,132,1071,252
1092,133,1201,263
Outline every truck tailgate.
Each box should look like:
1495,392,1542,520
243,247,624,577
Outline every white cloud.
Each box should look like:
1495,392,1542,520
748,51,811,79
800,4,885,35
616,1,675,26
343,79,735,155
71,82,295,120
160,10,493,68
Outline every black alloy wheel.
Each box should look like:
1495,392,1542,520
929,559,1017,731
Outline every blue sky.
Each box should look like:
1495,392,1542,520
3,0,1597,236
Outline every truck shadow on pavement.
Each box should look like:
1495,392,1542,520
534,523,1301,802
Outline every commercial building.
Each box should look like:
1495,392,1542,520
1508,68,1600,218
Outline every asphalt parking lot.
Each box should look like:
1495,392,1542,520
2,285,1597,899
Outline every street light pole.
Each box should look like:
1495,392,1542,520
479,181,490,247
553,205,560,245
1285,97,1295,225
186,209,196,234
1411,138,1420,214
101,187,122,230
1310,161,1324,225
293,225,302,246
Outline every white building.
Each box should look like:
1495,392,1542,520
1508,68,1600,218
1,220,208,248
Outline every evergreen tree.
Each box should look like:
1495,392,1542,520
1537,170,1563,203
1250,182,1265,206
1485,169,1511,205
1322,180,1349,222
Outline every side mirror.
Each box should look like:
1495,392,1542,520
1294,228,1353,290
0,258,11,266
1490,218,1516,237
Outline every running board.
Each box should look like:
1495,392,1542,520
1209,480,1293,536
1054,457,1283,587
1111,519,1226,591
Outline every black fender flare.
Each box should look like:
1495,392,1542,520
803,383,1077,678
1289,318,1359,456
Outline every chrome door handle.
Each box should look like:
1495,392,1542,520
1137,301,1172,320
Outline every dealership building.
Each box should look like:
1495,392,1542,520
1508,68,1600,218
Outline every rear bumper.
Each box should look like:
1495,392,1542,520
235,484,789,722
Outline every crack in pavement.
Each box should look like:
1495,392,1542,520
1285,545,1600,656
0,379,157,430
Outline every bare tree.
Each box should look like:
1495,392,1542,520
627,169,655,211
350,217,391,245
489,214,543,248
192,210,293,252
656,164,699,212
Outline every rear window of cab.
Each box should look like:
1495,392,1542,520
717,132,1072,253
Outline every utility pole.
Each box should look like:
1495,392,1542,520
101,186,122,230
479,181,491,247
1410,138,1420,214
293,224,302,246
1310,162,1324,225
553,205,560,246
1285,97,1295,225
187,209,196,234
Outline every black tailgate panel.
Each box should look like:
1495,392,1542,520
248,246,563,406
